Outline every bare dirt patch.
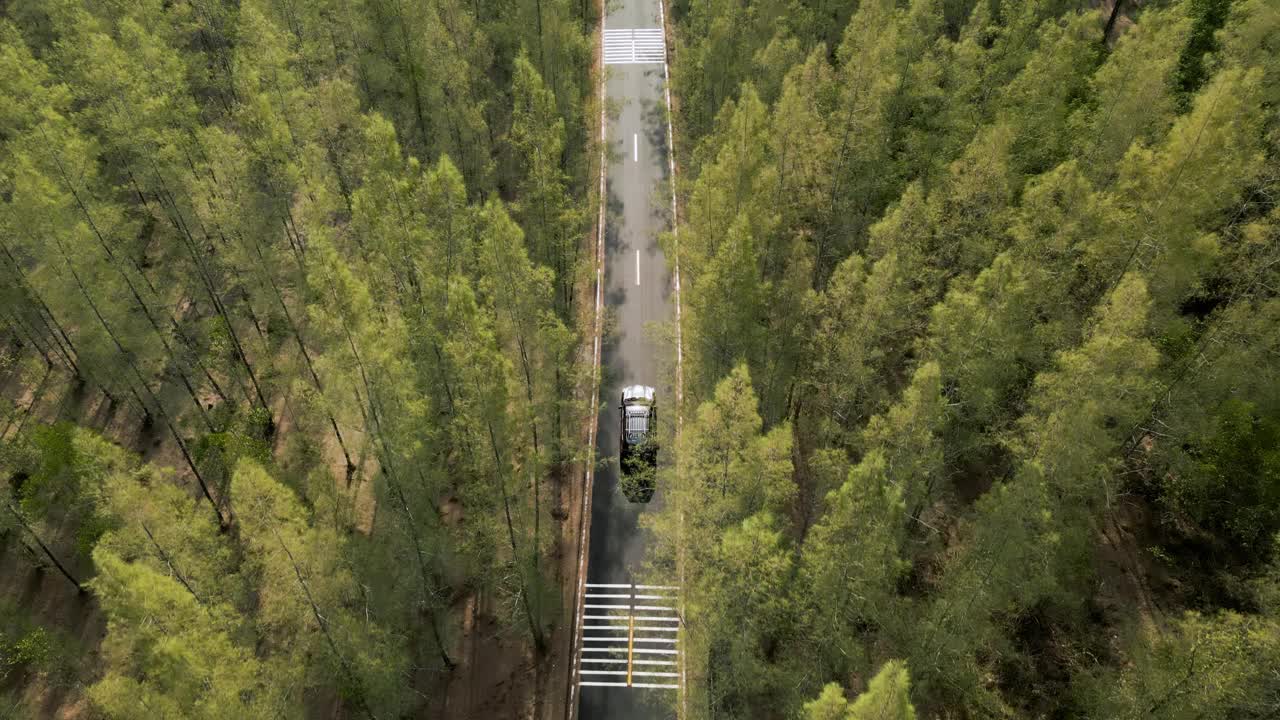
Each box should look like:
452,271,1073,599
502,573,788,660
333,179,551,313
427,593,541,719
0,525,105,719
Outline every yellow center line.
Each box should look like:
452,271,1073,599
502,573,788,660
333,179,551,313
627,612,635,686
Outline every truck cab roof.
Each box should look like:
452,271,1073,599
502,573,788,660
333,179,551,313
622,385,655,405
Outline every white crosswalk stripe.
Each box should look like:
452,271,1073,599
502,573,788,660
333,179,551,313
575,580,681,690
603,28,666,65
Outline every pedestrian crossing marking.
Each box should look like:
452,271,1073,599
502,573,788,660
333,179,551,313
575,582,680,690
604,28,666,65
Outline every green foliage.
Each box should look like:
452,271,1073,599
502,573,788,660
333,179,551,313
680,365,794,524
193,409,273,497
1217,0,1280,134
1256,539,1280,615
848,660,917,720
803,660,918,720
12,424,131,559
672,0,810,145
860,362,947,514
15,423,75,519
89,549,291,719
0,600,77,684
804,683,852,720
510,51,582,318
667,1,1280,715
95,461,243,610
2,1,590,711
703,513,799,712
998,12,1101,176
802,452,909,675
1072,4,1192,178
647,364,801,716
1092,610,1280,719
0,0,1276,716
1167,400,1280,552
807,251,916,441
1173,0,1232,106
231,459,413,716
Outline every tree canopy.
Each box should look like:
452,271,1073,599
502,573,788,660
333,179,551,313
0,0,592,714
655,0,1280,716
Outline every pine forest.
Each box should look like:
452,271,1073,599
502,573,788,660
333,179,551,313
0,0,1278,719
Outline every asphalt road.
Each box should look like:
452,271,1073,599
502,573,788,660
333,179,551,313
577,0,676,716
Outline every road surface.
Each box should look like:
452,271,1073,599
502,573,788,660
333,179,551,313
577,0,676,715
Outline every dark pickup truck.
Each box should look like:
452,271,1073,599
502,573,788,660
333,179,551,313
619,385,657,503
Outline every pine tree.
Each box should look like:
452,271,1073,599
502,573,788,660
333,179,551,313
510,51,580,317
859,362,947,518
1074,4,1192,182
806,251,915,443
96,460,242,609
803,660,918,720
910,274,1159,708
89,550,289,719
802,453,907,678
232,459,411,718
1094,610,1280,719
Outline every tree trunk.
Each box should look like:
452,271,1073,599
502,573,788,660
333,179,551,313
141,521,204,604
10,359,53,440
0,240,79,375
1103,0,1126,44
50,232,226,528
260,247,357,480
3,311,54,374
40,132,213,429
152,173,271,413
485,415,545,653
382,469,457,669
330,281,454,667
32,300,81,376
271,526,377,720
6,501,83,592
391,0,433,153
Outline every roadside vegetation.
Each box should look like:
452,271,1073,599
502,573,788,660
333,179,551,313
0,0,595,716
649,0,1280,717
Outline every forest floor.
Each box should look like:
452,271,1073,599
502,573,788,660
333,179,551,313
1,368,120,718
0,534,100,719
